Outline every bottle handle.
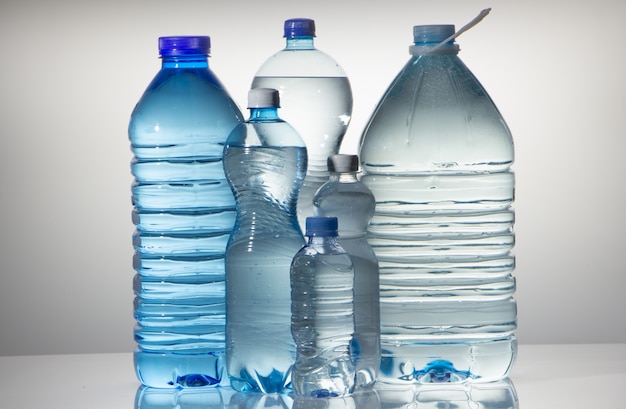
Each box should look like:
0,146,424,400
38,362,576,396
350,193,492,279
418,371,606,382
430,8,491,53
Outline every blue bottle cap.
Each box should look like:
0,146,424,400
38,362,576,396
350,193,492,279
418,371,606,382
158,36,211,56
412,25,455,44
284,18,316,38
306,217,338,237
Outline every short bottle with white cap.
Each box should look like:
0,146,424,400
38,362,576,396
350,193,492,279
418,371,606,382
223,87,307,393
313,154,380,388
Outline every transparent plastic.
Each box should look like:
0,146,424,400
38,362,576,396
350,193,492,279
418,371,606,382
358,24,516,384
129,36,243,388
223,88,307,393
313,154,381,387
290,217,355,397
251,18,353,231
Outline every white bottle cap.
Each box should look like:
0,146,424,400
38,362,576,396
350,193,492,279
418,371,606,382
247,88,280,108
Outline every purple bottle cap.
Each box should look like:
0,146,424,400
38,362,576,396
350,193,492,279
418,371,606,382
284,18,316,38
158,36,210,56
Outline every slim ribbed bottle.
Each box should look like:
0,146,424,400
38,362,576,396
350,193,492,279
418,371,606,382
252,18,353,231
224,88,307,393
290,217,355,397
129,36,243,388
359,24,516,383
313,154,380,388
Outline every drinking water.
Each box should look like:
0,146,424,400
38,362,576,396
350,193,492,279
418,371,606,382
359,22,516,383
129,36,243,388
252,18,353,231
224,88,307,393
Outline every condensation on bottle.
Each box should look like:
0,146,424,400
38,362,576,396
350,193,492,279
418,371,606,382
313,154,381,388
129,35,244,388
224,88,307,393
251,18,353,231
359,23,516,384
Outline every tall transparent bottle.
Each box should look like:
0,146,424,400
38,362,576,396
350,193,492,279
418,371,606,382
359,24,516,383
313,154,380,388
224,88,307,393
251,18,353,231
290,216,355,397
129,36,244,388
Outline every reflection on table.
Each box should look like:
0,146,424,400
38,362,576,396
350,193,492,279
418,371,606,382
134,378,518,409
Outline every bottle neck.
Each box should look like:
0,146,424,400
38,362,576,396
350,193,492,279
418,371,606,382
329,171,359,183
285,37,315,50
308,235,337,248
161,54,209,69
409,42,459,56
248,107,280,121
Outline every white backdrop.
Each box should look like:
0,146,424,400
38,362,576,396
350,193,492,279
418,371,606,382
1,0,624,356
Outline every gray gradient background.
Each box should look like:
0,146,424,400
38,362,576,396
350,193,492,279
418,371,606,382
1,0,624,356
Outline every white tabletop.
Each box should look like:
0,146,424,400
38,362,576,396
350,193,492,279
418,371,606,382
0,344,624,408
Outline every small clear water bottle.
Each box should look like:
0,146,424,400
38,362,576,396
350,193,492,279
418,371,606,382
290,216,356,397
224,88,307,393
359,22,516,383
252,18,353,231
129,35,244,388
313,154,380,388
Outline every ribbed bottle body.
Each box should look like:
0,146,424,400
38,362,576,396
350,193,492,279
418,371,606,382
313,163,381,387
129,47,243,387
290,219,356,397
359,45,516,383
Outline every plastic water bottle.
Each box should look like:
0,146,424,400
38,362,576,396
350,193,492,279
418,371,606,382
251,18,353,231
224,88,307,393
313,154,380,388
290,216,356,397
358,19,516,383
129,36,243,388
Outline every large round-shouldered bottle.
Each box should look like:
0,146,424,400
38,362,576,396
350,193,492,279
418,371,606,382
359,24,516,383
224,88,307,393
252,18,353,231
129,36,243,388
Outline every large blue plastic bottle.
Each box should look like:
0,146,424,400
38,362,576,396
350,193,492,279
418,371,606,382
290,216,355,397
223,88,307,393
251,18,353,231
129,36,243,388
313,154,380,388
359,24,516,383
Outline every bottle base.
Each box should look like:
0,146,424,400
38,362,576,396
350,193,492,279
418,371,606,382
378,338,517,384
292,357,355,397
134,349,225,388
228,367,292,394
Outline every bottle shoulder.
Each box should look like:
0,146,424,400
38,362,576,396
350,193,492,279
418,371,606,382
358,54,514,174
131,69,242,120
254,48,349,78
293,243,353,266
225,120,307,148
